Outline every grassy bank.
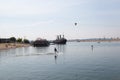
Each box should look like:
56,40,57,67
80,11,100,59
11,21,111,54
0,43,30,50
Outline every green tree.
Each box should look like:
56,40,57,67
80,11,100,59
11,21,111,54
17,38,22,43
10,37,16,42
23,39,30,44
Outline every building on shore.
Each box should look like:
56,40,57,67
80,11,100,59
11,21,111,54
0,38,11,43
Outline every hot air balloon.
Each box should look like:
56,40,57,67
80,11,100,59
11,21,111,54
75,23,77,26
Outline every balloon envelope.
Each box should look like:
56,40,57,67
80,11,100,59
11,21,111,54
75,23,77,26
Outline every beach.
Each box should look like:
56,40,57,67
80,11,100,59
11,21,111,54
0,43,30,50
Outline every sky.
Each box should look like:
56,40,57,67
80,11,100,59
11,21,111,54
0,0,120,40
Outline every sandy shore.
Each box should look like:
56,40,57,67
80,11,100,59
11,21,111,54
0,43,30,50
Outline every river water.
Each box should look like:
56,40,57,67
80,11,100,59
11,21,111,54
0,42,120,80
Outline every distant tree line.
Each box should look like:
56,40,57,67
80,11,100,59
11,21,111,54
10,37,30,43
0,37,30,44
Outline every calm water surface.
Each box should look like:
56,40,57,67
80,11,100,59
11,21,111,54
0,42,120,80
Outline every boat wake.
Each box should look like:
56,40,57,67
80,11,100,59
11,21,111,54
15,52,63,57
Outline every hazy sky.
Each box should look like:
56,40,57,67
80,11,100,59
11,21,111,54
0,0,120,40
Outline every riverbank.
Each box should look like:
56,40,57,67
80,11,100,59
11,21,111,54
0,43,30,50
78,39,120,42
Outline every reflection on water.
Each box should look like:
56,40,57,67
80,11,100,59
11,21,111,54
54,54,58,64
56,44,66,53
0,45,66,61
0,42,120,80
91,45,94,52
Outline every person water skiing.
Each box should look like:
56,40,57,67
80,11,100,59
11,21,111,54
54,47,58,53
54,48,58,64
54,47,58,56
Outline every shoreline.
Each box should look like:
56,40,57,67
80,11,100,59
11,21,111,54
78,39,120,42
0,43,30,50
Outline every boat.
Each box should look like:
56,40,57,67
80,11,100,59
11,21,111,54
33,38,50,47
53,35,67,44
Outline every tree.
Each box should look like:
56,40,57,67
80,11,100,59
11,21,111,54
10,37,16,42
23,39,30,44
17,38,22,43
